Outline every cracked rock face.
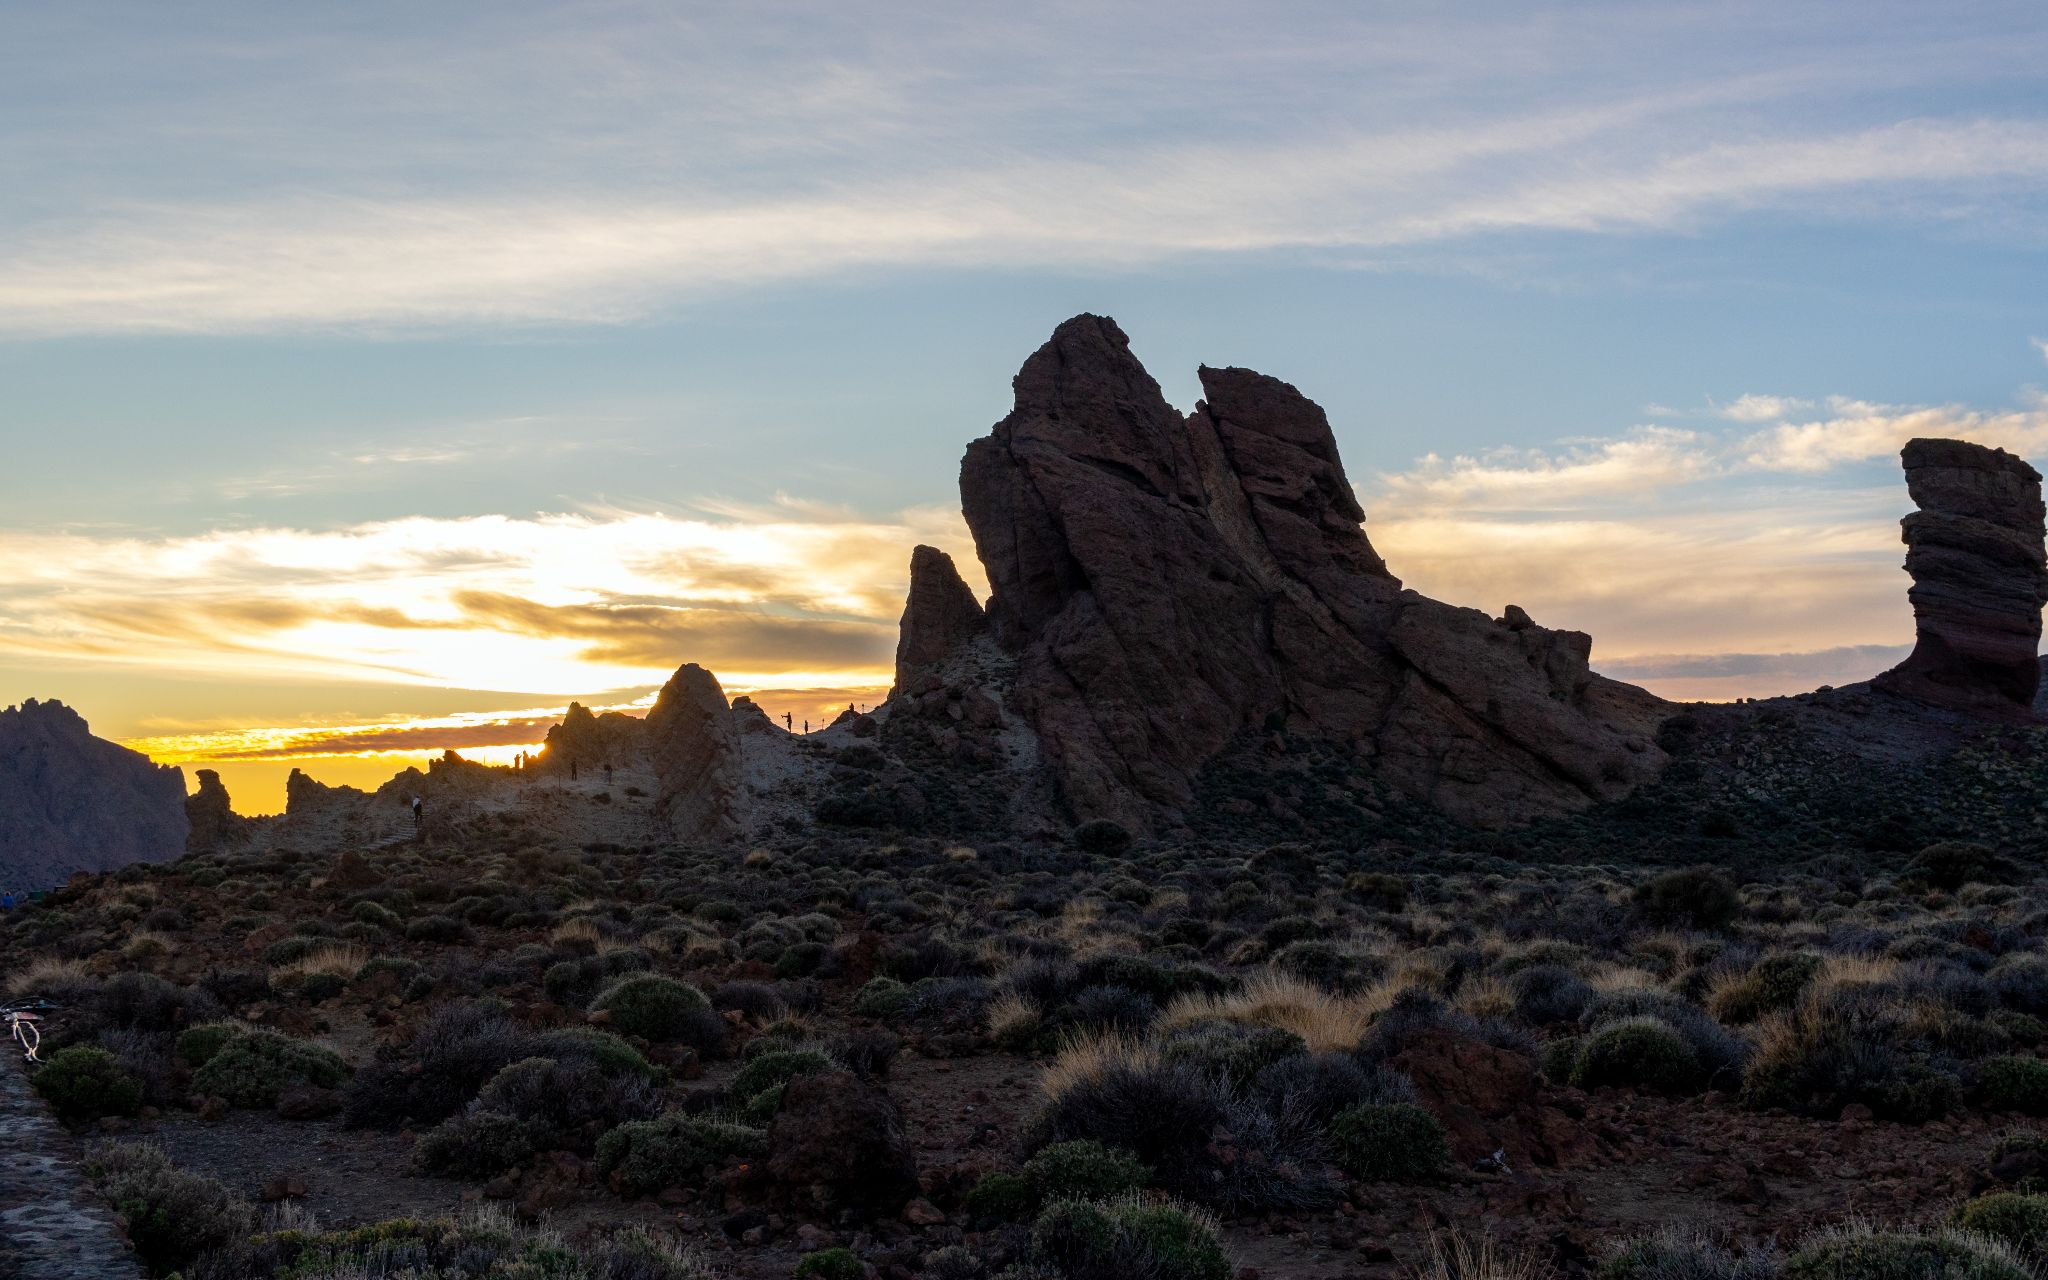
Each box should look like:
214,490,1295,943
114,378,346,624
1875,438,2047,720
956,314,1669,830
646,662,744,842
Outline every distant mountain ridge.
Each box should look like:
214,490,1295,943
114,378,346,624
0,698,188,890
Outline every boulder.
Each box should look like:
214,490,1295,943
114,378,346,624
730,695,779,735
765,1070,918,1214
1390,1029,1599,1169
1874,438,2047,720
956,314,1668,830
645,663,744,842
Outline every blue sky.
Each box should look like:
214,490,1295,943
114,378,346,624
3,2,2047,808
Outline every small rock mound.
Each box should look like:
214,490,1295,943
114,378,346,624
646,663,744,842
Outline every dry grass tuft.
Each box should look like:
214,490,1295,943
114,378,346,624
1042,1029,1158,1098
1158,970,1379,1053
943,845,978,863
549,918,605,947
986,992,1042,1043
5,956,91,996
1415,1232,1552,1280
271,943,373,981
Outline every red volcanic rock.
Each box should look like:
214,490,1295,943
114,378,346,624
956,314,1667,830
645,662,743,842
1391,1029,1598,1169
892,545,987,693
1875,438,2047,720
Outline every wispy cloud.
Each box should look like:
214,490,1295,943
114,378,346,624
1717,394,1814,422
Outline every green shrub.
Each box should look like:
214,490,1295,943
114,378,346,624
1572,1017,1702,1095
854,976,912,1020
591,973,716,1045
594,1113,764,1196
795,1248,866,1280
261,935,319,965
83,1142,255,1275
33,1045,142,1121
1783,1226,2028,1280
1158,1021,1306,1089
351,900,400,928
526,1027,654,1078
1022,1140,1152,1202
412,1108,536,1178
1328,1102,1449,1183
1981,1058,2048,1115
1955,1193,2048,1255
1633,867,1740,930
1031,1195,1230,1280
1712,952,1822,1024
731,1048,835,1110
190,1027,348,1108
1910,842,2011,892
966,1171,1037,1221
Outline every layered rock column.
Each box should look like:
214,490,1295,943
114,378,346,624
1875,438,2048,719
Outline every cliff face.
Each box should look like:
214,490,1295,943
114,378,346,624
957,315,1669,830
1875,438,2047,721
0,699,188,889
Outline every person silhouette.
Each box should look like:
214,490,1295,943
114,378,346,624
783,711,793,731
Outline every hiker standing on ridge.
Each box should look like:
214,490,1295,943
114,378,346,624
410,795,423,835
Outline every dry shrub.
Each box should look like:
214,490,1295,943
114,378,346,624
1417,1232,1552,1280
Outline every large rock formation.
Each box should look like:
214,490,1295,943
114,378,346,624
645,662,744,842
184,768,247,852
539,701,645,773
0,698,188,889
891,545,987,694
958,315,1669,830
1874,438,2047,721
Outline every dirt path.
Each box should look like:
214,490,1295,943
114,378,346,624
0,1056,143,1280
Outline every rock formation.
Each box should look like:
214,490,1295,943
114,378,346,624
1874,438,2047,721
891,545,987,694
958,315,1669,830
540,701,644,773
184,768,247,852
0,698,188,889
645,662,744,842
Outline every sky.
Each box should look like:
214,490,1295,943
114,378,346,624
3,2,2047,812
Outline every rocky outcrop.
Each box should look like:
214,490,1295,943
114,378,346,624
0,698,188,889
645,663,743,842
891,545,987,694
957,314,1667,830
184,769,247,853
730,695,780,735
540,701,644,773
1874,438,2047,721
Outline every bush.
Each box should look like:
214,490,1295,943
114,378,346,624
592,974,723,1048
1910,842,2011,892
1955,1193,2048,1255
796,1248,867,1280
594,1113,764,1197
731,1047,835,1115
191,1027,348,1108
1634,867,1740,930
1783,1226,2028,1280
1251,1052,1416,1123
1030,1195,1231,1280
1710,953,1822,1025
1157,1020,1306,1089
1573,1017,1703,1095
473,1055,659,1151
1741,1007,1960,1123
854,976,911,1020
1981,1058,2048,1116
83,1142,255,1274
412,1108,535,1177
1510,964,1594,1027
1027,1059,1229,1196
405,914,471,944
33,1045,142,1122
1022,1140,1152,1202
1328,1102,1449,1183
1071,820,1133,856
1599,1228,1779,1280
966,1170,1037,1221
